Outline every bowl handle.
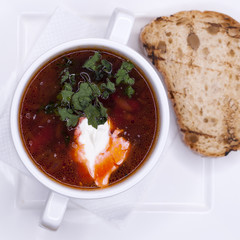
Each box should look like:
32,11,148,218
105,8,135,45
40,191,69,231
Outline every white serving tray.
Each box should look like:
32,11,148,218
1,0,240,239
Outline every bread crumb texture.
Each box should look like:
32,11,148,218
140,10,240,157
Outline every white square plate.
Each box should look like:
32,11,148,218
1,0,240,239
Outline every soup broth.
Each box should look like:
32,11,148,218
19,49,158,189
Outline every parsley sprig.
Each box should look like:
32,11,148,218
114,61,135,98
45,51,136,129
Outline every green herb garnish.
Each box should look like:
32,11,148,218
83,51,101,72
100,79,116,99
44,102,58,114
115,62,134,85
125,85,135,98
115,61,135,96
57,107,80,127
83,52,112,81
60,70,70,83
71,83,94,111
101,59,112,73
44,51,136,129
84,101,107,129
101,79,116,92
57,83,74,106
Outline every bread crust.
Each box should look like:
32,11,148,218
140,10,240,157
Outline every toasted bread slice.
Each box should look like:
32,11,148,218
140,10,240,157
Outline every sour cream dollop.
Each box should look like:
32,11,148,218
72,117,130,187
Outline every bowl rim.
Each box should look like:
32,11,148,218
10,38,170,199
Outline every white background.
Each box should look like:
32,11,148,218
1,0,240,239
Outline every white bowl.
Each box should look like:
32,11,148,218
11,38,169,199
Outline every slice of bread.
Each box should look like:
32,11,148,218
140,10,240,157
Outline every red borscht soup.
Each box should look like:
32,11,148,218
19,49,158,189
